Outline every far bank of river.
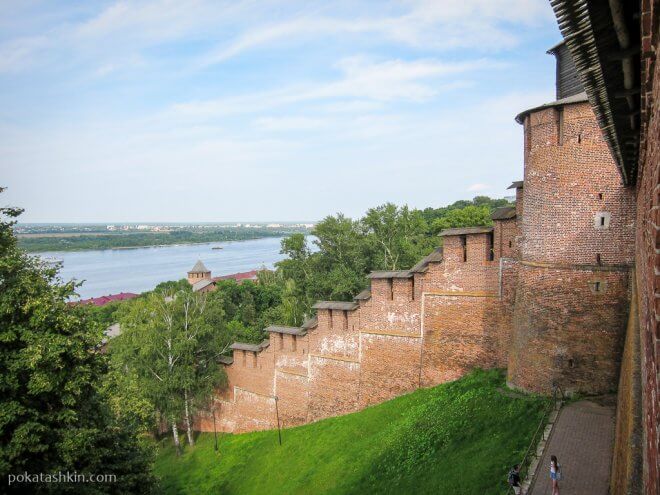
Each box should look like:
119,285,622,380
37,237,289,300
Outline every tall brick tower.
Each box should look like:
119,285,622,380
506,42,636,395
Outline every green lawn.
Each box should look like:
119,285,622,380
154,369,550,495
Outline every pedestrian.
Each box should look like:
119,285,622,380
550,455,561,494
507,464,522,494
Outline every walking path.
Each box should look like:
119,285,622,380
528,400,615,495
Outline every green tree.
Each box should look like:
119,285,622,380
420,196,512,227
153,279,191,294
202,277,287,339
277,207,433,307
85,300,124,327
102,363,156,436
225,320,263,345
431,205,493,233
313,214,365,272
363,203,434,270
112,290,226,454
0,189,155,494
280,279,305,326
278,234,312,285
277,234,314,312
275,197,512,312
472,195,511,208
302,213,369,304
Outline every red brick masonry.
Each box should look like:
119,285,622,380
194,99,636,434
633,0,660,490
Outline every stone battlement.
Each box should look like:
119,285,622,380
193,95,636,436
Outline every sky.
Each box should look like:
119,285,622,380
0,0,562,223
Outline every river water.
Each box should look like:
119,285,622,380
36,237,288,299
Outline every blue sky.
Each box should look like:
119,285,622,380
1,0,561,223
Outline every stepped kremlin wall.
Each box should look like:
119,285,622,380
192,50,637,434
193,2,660,491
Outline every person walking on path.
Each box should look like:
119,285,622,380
508,464,522,494
550,455,561,495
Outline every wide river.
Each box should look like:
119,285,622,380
36,236,288,299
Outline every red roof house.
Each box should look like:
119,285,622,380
213,270,260,283
75,292,139,307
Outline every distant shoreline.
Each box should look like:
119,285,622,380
40,235,294,300
16,231,170,238
18,229,308,253
108,241,232,251
27,237,285,254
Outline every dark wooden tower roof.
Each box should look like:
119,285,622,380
549,0,642,185
547,40,585,99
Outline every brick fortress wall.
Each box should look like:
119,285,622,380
197,216,521,433
629,1,660,490
508,101,636,395
194,99,635,435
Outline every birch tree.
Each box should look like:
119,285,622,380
363,203,431,271
113,290,226,454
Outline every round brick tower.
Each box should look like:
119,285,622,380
507,94,636,395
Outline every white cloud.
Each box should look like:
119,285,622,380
74,0,230,42
195,17,391,67
253,116,326,132
0,0,551,76
317,100,384,114
196,0,552,67
0,0,248,75
307,56,486,102
172,56,490,119
0,86,548,222
0,36,48,73
0,0,557,222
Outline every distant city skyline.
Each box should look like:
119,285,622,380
16,221,318,225
1,1,559,222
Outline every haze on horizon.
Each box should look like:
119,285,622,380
1,0,560,223
16,220,317,225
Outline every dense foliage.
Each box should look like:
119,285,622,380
0,189,156,494
278,197,512,312
87,195,512,343
420,195,512,233
58,195,513,459
17,228,308,253
154,369,551,495
106,273,299,452
111,290,228,453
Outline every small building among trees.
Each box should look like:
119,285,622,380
187,260,261,292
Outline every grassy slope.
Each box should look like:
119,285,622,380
154,370,550,495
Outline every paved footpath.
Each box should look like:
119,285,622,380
528,400,615,495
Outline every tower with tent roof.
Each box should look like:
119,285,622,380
187,260,211,285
